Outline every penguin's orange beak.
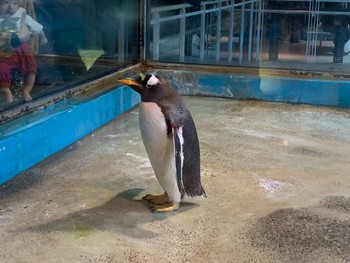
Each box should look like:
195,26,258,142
118,78,142,87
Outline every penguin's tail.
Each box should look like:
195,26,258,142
183,185,207,199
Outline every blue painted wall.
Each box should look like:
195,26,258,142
164,71,350,108
0,87,140,185
196,75,350,108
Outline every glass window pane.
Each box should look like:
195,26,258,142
0,0,140,111
146,0,350,72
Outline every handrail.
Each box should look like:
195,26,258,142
151,0,232,13
151,5,350,26
263,9,350,15
151,4,192,14
150,0,259,25
150,0,262,62
150,5,232,25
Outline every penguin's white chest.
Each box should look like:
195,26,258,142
138,102,174,168
139,102,168,144
138,102,180,201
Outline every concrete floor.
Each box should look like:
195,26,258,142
1,96,350,263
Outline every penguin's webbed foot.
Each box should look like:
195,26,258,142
142,192,168,205
150,202,179,213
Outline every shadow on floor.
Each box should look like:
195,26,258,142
16,188,198,239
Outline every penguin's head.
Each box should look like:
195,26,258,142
119,73,180,103
118,74,162,95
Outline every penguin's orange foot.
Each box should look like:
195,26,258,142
150,202,179,213
142,193,168,205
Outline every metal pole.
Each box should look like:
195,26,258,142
141,0,149,61
118,11,125,63
306,0,314,63
180,8,186,62
256,0,262,61
215,2,222,60
200,4,206,60
312,0,320,60
239,0,246,63
228,0,235,62
259,0,265,61
248,0,254,61
153,12,160,60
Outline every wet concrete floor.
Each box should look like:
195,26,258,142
1,96,350,263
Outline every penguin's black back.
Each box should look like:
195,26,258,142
180,112,205,197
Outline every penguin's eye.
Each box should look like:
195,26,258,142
146,75,160,88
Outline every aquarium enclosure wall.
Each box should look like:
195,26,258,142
1,0,350,113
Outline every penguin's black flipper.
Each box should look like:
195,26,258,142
172,127,186,199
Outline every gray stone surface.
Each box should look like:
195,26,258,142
1,96,350,262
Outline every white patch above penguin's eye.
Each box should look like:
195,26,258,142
146,75,160,88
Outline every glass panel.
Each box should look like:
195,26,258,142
146,0,350,72
0,0,140,111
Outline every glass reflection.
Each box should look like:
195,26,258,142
147,0,350,71
0,0,139,111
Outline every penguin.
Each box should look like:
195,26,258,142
118,74,206,212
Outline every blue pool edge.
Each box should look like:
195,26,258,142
0,86,140,185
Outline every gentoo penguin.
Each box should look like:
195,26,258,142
118,74,206,212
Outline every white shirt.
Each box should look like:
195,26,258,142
11,6,43,34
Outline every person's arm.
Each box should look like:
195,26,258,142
39,30,47,45
24,14,43,34
18,10,30,43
